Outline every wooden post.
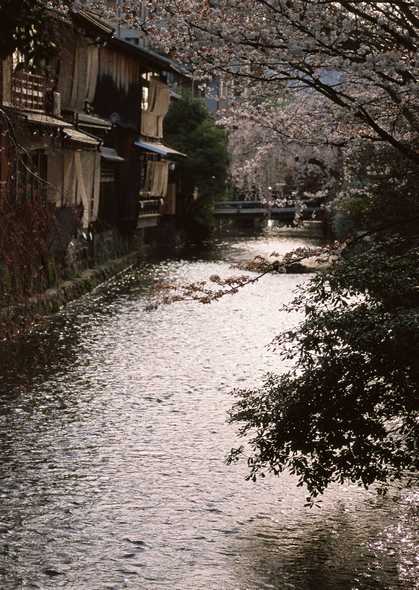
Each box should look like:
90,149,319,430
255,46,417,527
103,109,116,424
1,57,12,106
0,60,10,197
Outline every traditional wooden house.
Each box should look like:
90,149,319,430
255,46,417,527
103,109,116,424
0,7,114,265
134,48,190,225
0,27,71,205
49,10,114,236
92,35,187,234
1,7,189,268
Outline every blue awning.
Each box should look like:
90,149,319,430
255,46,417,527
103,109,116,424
134,139,186,157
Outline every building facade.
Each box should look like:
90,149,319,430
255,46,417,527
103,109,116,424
0,7,188,284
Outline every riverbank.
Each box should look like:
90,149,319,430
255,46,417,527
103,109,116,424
270,220,326,239
0,251,140,339
0,217,184,338
0,224,328,339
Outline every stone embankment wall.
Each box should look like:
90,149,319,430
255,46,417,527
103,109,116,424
1,224,154,336
0,251,140,336
0,221,183,337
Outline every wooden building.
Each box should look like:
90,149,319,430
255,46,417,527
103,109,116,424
93,35,187,232
0,7,189,269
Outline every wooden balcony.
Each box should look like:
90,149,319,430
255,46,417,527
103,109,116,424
137,198,162,229
11,71,52,113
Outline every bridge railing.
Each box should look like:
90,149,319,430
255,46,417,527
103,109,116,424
214,199,324,221
214,200,268,213
215,200,263,206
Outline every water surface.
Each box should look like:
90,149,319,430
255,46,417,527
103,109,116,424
0,235,417,590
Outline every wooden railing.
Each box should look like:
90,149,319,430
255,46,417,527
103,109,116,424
12,71,51,113
138,198,162,216
137,198,162,229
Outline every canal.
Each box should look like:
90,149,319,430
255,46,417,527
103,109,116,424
0,235,417,590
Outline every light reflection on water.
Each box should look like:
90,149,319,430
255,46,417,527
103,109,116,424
0,236,417,590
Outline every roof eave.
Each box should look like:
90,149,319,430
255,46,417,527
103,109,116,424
70,9,115,39
109,37,190,78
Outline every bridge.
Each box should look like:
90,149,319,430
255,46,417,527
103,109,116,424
214,200,268,217
214,200,323,224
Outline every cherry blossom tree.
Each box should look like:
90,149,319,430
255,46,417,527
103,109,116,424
227,96,342,205
55,2,418,165
146,1,419,162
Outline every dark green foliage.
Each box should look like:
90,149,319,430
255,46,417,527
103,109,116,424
228,140,419,500
164,94,230,242
0,0,59,63
334,142,419,239
228,234,419,501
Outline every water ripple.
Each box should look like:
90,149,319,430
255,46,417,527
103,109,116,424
0,236,417,590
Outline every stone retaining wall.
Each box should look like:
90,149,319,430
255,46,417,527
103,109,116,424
0,251,140,337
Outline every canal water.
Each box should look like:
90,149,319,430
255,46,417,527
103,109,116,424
0,235,417,590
